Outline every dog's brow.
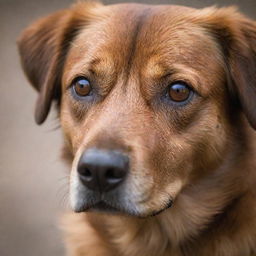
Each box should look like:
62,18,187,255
90,57,102,66
87,58,103,74
87,57,114,76
144,59,168,79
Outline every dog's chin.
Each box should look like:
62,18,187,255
73,200,173,218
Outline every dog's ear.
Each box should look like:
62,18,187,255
17,2,102,124
197,7,256,129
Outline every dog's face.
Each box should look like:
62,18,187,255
18,3,256,217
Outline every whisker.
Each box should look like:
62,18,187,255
56,176,70,209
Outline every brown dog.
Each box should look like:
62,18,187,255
18,1,256,256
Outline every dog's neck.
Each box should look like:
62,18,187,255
86,126,256,255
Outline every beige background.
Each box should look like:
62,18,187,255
0,0,255,255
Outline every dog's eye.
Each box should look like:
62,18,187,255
72,77,91,97
168,82,191,102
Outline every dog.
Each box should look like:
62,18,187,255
18,1,256,255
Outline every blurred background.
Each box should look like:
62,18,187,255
0,0,255,255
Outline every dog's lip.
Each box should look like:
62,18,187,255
89,200,174,217
74,199,173,217
73,198,123,213
89,201,120,213
150,200,173,217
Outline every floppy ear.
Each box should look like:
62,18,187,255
17,2,102,124
198,7,256,129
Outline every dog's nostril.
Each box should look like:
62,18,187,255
84,168,91,177
105,168,124,182
78,166,93,181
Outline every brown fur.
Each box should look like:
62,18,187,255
18,2,256,256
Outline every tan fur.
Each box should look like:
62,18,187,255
18,2,256,256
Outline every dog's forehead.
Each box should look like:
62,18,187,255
66,4,200,62
63,4,224,95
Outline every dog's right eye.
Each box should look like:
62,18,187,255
72,77,91,97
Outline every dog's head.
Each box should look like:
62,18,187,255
18,2,256,217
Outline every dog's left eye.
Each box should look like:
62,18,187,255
168,82,192,103
72,77,91,97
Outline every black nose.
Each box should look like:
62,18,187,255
77,149,129,192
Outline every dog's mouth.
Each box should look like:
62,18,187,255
74,199,173,217
74,200,124,215
89,201,120,213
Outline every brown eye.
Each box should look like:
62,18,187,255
168,82,191,102
73,77,91,97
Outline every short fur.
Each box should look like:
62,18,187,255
18,2,256,256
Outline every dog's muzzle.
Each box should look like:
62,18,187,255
72,148,173,216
